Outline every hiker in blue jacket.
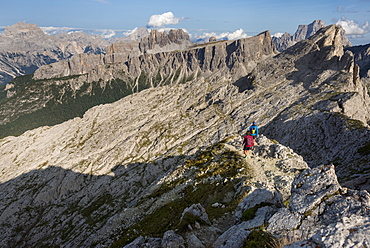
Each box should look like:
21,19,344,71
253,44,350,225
248,122,259,139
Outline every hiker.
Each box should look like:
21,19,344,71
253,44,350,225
243,131,254,158
248,122,259,139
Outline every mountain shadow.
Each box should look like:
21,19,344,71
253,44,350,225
0,139,252,248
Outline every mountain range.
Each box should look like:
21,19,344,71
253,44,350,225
0,20,369,247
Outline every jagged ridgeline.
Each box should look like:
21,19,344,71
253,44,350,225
0,25,370,247
0,29,273,138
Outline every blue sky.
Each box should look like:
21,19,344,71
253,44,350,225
1,0,370,45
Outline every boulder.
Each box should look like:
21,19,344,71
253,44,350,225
235,188,283,220
161,230,185,248
180,203,212,226
289,164,340,214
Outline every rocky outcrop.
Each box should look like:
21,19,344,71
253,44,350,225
346,43,370,77
248,25,370,187
139,29,193,54
292,20,326,43
273,20,351,52
34,30,273,82
0,121,307,248
281,165,370,247
122,165,370,248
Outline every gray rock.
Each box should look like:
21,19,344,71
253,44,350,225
235,188,283,220
273,20,327,52
186,234,205,248
267,208,301,233
161,230,185,248
214,206,274,248
123,236,162,248
0,22,108,85
311,215,370,248
0,22,369,248
180,203,211,226
289,164,340,214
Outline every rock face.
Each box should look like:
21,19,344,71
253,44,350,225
0,24,369,247
0,22,109,85
346,43,370,77
33,28,268,81
281,165,370,248
273,20,351,52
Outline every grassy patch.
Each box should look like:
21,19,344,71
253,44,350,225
243,230,280,248
111,139,252,247
111,180,242,247
332,112,367,131
241,203,273,222
358,142,370,156
186,140,252,180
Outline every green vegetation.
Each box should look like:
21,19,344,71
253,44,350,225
186,139,252,180
111,181,242,247
243,230,281,248
241,203,273,222
332,112,367,131
358,142,370,156
0,78,130,138
0,75,138,138
0,68,199,139
111,139,253,247
0,84,6,99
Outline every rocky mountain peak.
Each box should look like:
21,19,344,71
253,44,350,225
308,24,346,57
292,19,325,41
128,27,150,41
273,20,351,52
0,22,109,85
1,22,47,39
139,28,192,53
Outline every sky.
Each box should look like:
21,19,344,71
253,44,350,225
1,0,370,45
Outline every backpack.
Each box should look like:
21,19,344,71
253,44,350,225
251,127,256,134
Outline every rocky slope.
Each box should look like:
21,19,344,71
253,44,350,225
0,24,369,247
0,22,109,85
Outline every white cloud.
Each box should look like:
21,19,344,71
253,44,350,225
147,12,184,28
40,26,120,38
41,26,78,35
192,29,248,42
336,17,370,37
101,29,116,39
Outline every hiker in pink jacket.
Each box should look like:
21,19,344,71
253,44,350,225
243,131,254,158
